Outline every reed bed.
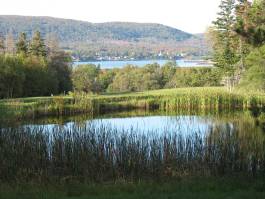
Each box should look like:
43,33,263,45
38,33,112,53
1,87,265,120
0,122,265,184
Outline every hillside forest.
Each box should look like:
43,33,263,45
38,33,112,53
0,0,264,99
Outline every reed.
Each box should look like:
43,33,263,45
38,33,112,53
1,87,265,120
0,121,264,184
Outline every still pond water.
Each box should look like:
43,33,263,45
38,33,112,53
14,110,265,138
74,60,213,69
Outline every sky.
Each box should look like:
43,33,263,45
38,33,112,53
0,0,221,33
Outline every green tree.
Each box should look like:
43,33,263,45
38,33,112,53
235,0,265,46
168,68,221,88
48,51,72,94
72,64,100,93
23,56,57,97
16,32,28,55
239,45,265,91
98,69,115,92
29,31,47,57
210,0,240,89
0,55,25,98
108,64,163,92
161,61,177,88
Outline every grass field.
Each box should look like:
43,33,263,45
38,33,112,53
1,87,265,120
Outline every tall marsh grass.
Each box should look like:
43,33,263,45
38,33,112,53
0,122,264,184
1,87,265,120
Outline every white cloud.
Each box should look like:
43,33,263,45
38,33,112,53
0,0,221,33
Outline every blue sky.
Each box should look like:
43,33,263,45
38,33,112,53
0,0,221,33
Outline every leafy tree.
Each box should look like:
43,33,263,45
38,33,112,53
29,31,47,57
16,32,28,55
161,61,177,88
108,65,138,92
108,63,170,92
168,68,221,88
48,51,72,94
0,55,25,98
98,69,116,92
22,56,57,97
0,30,74,98
72,64,100,93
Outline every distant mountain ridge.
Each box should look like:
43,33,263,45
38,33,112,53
0,15,210,60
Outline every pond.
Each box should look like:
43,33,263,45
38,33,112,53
9,109,265,137
1,109,265,181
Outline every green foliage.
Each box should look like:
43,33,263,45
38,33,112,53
0,55,25,98
161,61,177,87
235,0,265,46
107,64,163,92
98,69,116,91
22,56,58,96
66,62,219,94
0,31,72,98
239,45,265,91
209,0,265,91
72,64,100,93
29,31,47,57
169,68,221,88
47,51,72,94
16,32,28,55
211,0,240,76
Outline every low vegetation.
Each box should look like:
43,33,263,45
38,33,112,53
1,87,265,120
1,177,265,199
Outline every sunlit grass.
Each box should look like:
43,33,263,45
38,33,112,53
0,87,265,120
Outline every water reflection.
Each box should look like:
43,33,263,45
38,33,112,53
3,109,260,139
1,109,265,182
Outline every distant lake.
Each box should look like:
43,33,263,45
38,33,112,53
73,60,213,69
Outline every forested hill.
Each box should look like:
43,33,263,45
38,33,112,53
0,15,191,41
0,15,209,60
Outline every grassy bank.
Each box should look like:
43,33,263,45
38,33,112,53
1,177,265,199
1,87,265,120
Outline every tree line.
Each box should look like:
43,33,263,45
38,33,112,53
0,31,72,98
208,0,265,91
0,32,220,98
71,62,220,93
